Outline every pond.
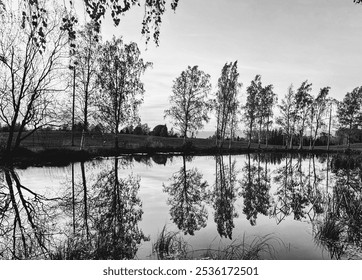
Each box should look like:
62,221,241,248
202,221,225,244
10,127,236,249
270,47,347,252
1,153,362,260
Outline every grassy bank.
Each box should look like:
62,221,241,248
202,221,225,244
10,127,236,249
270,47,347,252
0,131,361,167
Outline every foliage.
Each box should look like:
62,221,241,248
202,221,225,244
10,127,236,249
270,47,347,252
214,61,241,148
244,75,262,148
96,36,151,148
294,80,313,150
16,0,181,50
277,85,296,148
337,87,362,148
152,124,168,137
164,65,212,139
310,87,330,149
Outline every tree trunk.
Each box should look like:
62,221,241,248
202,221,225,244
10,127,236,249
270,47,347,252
266,116,269,148
248,123,252,149
71,163,75,235
115,130,119,150
258,121,261,149
81,161,89,239
72,66,76,147
327,106,332,151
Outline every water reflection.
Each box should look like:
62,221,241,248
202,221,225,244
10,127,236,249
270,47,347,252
1,153,362,259
163,155,208,235
315,154,362,259
0,166,60,259
241,153,271,226
57,157,148,259
210,155,239,239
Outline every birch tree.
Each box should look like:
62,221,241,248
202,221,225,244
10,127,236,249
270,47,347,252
214,61,241,148
310,87,330,149
277,85,296,149
294,80,313,150
244,75,262,149
257,83,276,148
164,65,212,141
97,37,151,149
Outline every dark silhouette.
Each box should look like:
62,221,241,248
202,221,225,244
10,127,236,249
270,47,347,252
241,153,271,226
210,155,239,239
163,155,208,235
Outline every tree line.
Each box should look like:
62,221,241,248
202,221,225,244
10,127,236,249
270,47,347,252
164,63,362,150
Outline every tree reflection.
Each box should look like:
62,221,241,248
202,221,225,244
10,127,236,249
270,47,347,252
89,157,148,259
163,155,208,235
0,166,60,259
272,154,308,223
240,153,271,226
209,155,239,239
58,157,148,259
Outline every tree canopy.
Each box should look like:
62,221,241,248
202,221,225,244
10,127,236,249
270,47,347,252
164,65,212,139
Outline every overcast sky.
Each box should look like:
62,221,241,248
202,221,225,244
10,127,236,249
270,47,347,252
80,0,362,136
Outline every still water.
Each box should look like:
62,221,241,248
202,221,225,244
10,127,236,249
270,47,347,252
1,153,362,260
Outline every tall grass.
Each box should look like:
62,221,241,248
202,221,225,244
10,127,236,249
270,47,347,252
152,226,190,260
198,234,281,260
152,226,283,260
314,215,344,259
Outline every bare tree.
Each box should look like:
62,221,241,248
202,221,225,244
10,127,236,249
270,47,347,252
0,1,67,153
73,22,100,148
164,65,212,141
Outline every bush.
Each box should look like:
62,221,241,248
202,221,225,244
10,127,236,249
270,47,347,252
152,125,168,137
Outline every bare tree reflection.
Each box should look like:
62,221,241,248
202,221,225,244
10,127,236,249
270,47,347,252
0,166,60,259
209,155,239,239
163,155,208,235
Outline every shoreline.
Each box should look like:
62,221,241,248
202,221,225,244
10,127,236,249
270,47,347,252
1,143,359,168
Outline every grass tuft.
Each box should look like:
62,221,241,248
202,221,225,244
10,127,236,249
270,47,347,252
197,233,282,260
314,214,345,259
152,226,284,260
152,225,190,260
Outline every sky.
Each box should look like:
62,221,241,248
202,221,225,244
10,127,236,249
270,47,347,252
76,0,362,137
